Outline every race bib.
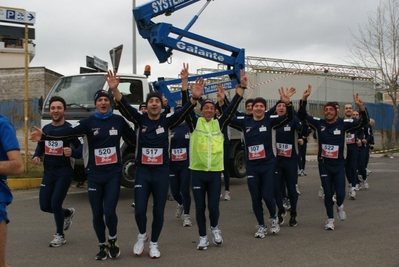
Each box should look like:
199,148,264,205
276,143,292,157
321,144,339,159
142,147,163,165
171,148,187,161
94,147,118,165
248,144,266,160
346,134,355,144
45,140,63,156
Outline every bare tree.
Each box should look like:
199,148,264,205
348,0,399,148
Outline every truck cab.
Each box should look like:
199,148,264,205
40,72,151,188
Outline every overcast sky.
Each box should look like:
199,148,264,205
2,0,380,80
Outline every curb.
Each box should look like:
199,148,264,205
7,178,42,190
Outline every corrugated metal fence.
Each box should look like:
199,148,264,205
0,98,40,127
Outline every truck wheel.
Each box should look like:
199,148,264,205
229,149,246,178
121,152,136,188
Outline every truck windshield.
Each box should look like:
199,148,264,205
44,74,145,110
44,75,106,110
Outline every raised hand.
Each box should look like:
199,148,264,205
217,84,225,102
181,63,189,91
190,78,205,100
285,87,296,98
353,93,363,106
105,70,120,91
278,87,291,104
240,69,248,87
302,84,312,101
162,93,168,107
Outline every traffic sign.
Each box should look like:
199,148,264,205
0,8,36,25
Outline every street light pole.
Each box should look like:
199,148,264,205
351,76,356,95
324,69,329,102
132,0,137,74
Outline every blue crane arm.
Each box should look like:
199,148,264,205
133,0,201,27
133,0,245,107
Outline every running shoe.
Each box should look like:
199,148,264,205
175,204,183,218
366,168,372,175
355,184,360,191
296,184,301,195
224,190,231,201
149,242,160,258
49,233,66,248
197,236,209,250
95,244,109,260
254,225,267,238
363,180,369,189
336,204,346,221
210,227,223,245
283,198,291,210
270,217,280,234
302,170,307,176
289,212,297,227
182,214,192,227
108,238,120,259
277,210,286,225
298,170,303,176
349,188,356,200
325,218,335,230
63,207,75,231
133,233,148,256
318,186,325,198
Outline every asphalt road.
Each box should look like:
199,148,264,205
5,157,399,267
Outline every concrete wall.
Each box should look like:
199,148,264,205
0,67,62,99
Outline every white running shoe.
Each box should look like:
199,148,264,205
49,233,66,247
363,180,369,189
296,184,301,195
325,218,335,230
270,217,280,234
224,190,231,201
63,208,75,231
175,204,183,218
254,225,267,238
366,168,371,175
197,236,209,250
133,233,148,256
148,242,160,259
283,198,291,210
182,214,192,227
318,186,325,198
349,188,356,200
332,194,337,203
210,227,223,245
336,204,346,221
355,184,360,191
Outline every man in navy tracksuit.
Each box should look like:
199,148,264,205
106,69,203,258
169,105,192,227
353,111,369,189
32,96,82,248
30,90,136,260
230,90,294,238
298,85,369,230
273,100,306,227
343,104,360,199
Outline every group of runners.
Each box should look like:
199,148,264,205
25,63,373,262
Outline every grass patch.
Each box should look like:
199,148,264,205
9,157,43,178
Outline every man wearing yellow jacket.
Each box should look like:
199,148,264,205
181,64,246,250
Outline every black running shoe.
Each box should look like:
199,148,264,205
95,244,109,261
278,210,286,225
289,212,297,227
108,238,120,259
